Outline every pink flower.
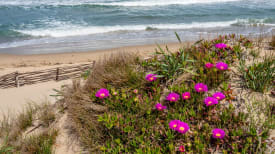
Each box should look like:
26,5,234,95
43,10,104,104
145,74,157,82
182,92,191,100
212,92,225,101
155,103,167,111
176,121,190,134
169,120,181,130
212,128,225,139
95,88,110,99
216,62,228,71
215,43,227,49
112,91,118,96
166,92,180,102
204,97,218,106
194,83,208,92
205,62,214,69
133,89,138,94
179,145,185,152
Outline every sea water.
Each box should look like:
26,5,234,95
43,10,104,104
0,0,274,54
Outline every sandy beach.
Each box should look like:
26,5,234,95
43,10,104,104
0,42,183,69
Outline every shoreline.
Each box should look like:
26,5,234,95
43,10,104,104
0,34,273,75
0,42,187,71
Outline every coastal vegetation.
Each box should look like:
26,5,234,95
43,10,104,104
0,34,274,153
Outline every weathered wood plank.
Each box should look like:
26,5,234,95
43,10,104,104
0,62,95,89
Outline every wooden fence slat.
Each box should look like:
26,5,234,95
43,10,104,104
0,61,95,89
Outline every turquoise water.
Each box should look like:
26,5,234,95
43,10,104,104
0,0,275,54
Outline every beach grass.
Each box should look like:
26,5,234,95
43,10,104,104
0,102,58,154
270,35,275,49
240,56,275,93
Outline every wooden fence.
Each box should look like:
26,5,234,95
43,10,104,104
0,61,95,89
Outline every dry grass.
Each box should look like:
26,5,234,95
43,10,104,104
0,104,37,144
37,103,56,127
84,52,144,91
270,35,275,49
59,52,143,153
19,129,58,154
0,101,58,153
17,104,36,131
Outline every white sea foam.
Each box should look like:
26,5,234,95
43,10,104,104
16,18,275,38
94,0,241,7
0,0,241,6
14,20,239,37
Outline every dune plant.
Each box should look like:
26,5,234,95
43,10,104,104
0,137,13,154
62,35,272,153
239,57,275,93
0,102,58,154
81,70,91,80
270,35,275,49
95,80,267,153
19,129,58,154
142,46,195,81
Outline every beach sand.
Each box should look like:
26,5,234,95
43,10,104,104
0,42,184,69
0,80,71,118
0,42,185,117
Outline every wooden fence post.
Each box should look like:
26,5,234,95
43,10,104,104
15,71,19,88
56,68,59,81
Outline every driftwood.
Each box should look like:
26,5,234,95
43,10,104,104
0,61,95,89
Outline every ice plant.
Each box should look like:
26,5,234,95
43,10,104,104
194,83,208,92
133,89,138,94
169,120,180,130
216,62,228,71
155,103,167,111
145,74,157,82
212,92,225,101
95,88,110,99
179,145,185,152
134,97,139,102
112,91,118,96
212,128,225,139
204,97,218,106
205,62,214,69
176,121,190,134
182,92,191,100
215,43,227,49
166,92,180,102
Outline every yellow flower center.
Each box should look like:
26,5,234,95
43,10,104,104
220,66,224,70
216,96,220,99
158,106,162,110
208,101,212,105
199,87,202,91
216,133,221,137
173,124,177,128
179,127,185,131
171,97,176,101
184,96,189,99
100,93,105,97
150,77,154,81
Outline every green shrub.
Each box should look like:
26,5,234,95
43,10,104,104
64,35,272,153
142,45,195,81
240,57,275,93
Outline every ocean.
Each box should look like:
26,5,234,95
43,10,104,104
0,0,274,54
